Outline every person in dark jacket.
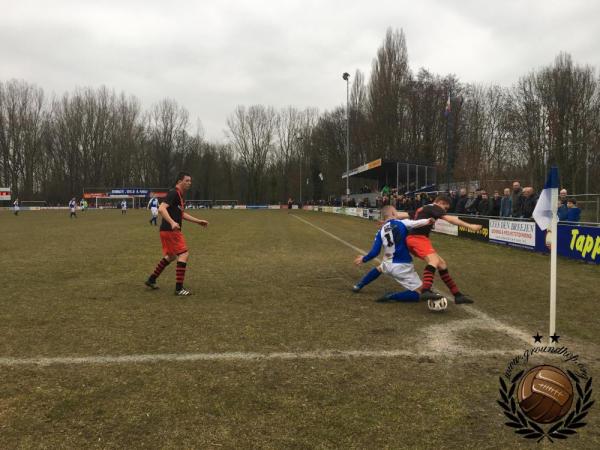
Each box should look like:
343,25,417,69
511,181,523,217
471,188,482,214
455,188,468,214
520,187,538,218
566,199,581,222
490,191,501,216
448,190,458,213
476,191,492,216
464,192,477,214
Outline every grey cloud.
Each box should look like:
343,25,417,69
1,0,598,140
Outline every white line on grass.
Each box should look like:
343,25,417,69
0,348,522,367
291,213,533,348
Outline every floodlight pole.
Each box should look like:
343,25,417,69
343,72,350,199
296,135,303,204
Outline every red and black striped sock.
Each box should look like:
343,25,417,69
175,261,187,291
151,257,170,281
439,268,460,295
422,265,436,291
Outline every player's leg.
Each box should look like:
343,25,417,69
406,235,438,293
353,266,382,292
436,256,473,304
421,252,442,293
174,251,190,295
146,253,175,288
376,263,420,302
378,263,445,302
146,232,176,289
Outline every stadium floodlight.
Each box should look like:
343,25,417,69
342,72,350,198
296,134,304,204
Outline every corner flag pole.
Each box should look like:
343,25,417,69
532,166,559,346
549,181,559,346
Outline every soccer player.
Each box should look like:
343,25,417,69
121,200,127,214
406,194,482,304
353,205,442,303
147,195,159,226
145,171,209,296
69,197,77,218
13,198,20,216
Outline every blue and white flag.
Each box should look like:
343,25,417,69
532,166,559,231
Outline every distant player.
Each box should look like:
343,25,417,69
406,195,482,304
80,198,88,212
147,196,159,225
287,197,293,213
69,197,77,218
353,205,443,303
145,171,209,296
13,198,20,216
121,200,127,214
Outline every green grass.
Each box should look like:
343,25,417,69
0,209,599,448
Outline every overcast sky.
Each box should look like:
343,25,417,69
1,0,599,141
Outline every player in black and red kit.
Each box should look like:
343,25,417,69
405,195,481,304
145,171,209,296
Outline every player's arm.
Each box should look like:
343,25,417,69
441,214,482,231
394,211,410,219
400,218,434,229
354,233,382,265
183,212,209,227
158,202,180,230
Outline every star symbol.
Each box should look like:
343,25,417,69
550,333,561,343
533,332,543,344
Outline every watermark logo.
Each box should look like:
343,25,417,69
498,341,593,442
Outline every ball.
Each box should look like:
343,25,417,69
518,365,574,423
427,297,448,312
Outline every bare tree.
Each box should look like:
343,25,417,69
227,105,276,202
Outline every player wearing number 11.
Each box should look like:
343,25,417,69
144,171,209,296
353,205,443,303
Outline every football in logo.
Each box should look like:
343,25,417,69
518,365,574,423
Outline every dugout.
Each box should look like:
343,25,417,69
342,158,437,205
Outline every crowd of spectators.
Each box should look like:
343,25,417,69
353,180,581,222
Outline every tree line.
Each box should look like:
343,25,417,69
1,28,599,204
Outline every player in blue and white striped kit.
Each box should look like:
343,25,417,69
353,205,443,302
147,196,159,225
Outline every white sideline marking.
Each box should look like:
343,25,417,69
291,214,532,348
0,348,521,367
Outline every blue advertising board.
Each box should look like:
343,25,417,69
536,223,600,264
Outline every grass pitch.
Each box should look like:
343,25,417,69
1,209,599,448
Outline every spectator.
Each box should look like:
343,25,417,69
472,188,483,213
500,188,512,217
491,190,501,216
381,184,391,197
455,188,468,214
476,191,492,216
511,181,523,217
557,188,569,221
448,190,458,213
464,192,477,214
566,199,581,222
520,187,538,218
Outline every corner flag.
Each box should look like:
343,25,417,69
532,166,559,346
532,166,559,231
